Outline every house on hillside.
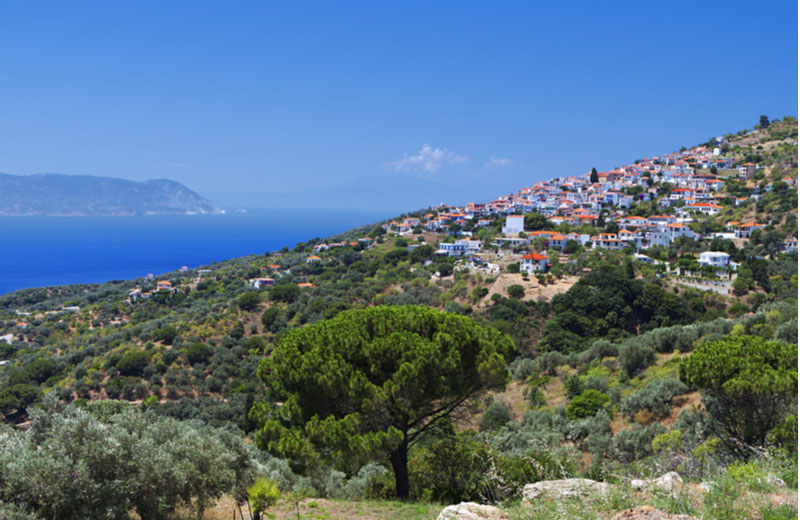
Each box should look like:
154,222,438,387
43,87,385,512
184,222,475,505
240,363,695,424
248,278,275,289
437,239,482,257
501,215,525,234
698,251,732,269
681,202,722,216
520,252,549,272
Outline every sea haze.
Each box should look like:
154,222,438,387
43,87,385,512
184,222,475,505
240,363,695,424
0,209,389,295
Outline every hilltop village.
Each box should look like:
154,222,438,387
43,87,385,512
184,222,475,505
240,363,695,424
193,119,794,303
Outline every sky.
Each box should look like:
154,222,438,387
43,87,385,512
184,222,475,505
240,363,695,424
0,1,797,211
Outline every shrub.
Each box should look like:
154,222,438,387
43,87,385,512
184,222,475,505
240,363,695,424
269,284,300,304
237,292,262,312
565,390,610,420
613,423,666,462
152,326,178,345
161,348,180,365
185,342,213,364
115,350,150,377
620,378,689,420
0,399,260,520
408,431,490,503
479,401,513,432
564,375,583,399
508,357,538,380
248,478,280,520
507,285,525,299
618,342,656,378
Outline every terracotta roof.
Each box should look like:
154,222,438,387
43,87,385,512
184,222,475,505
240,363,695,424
522,253,548,261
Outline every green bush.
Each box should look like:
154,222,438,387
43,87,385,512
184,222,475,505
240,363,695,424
507,284,525,299
409,431,490,503
565,390,610,419
0,399,260,520
115,350,150,377
620,378,689,420
618,342,656,378
152,326,178,345
185,342,213,364
237,292,262,311
248,478,280,519
479,401,513,432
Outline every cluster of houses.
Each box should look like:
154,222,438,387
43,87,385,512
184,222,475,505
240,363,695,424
128,280,179,301
373,140,796,273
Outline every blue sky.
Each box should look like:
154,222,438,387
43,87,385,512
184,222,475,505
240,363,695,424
0,1,796,210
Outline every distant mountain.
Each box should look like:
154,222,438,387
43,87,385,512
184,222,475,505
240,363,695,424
0,173,223,216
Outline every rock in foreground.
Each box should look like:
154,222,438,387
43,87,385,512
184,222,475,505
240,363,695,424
522,478,613,501
437,502,509,520
631,472,684,496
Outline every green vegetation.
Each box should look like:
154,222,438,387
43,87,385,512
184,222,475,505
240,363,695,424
680,335,797,458
0,118,795,517
252,305,514,499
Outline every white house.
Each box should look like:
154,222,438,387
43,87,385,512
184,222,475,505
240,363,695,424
520,252,549,272
501,215,525,235
683,202,722,216
248,278,275,289
698,251,731,269
436,240,482,257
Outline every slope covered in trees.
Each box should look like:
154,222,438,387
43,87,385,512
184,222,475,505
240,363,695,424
0,118,796,518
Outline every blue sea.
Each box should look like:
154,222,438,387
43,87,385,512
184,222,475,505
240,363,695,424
0,209,388,295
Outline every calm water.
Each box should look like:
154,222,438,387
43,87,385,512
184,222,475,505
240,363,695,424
0,209,387,295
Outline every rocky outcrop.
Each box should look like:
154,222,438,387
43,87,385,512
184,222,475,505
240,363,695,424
437,502,509,520
630,472,683,496
522,478,613,501
610,506,698,520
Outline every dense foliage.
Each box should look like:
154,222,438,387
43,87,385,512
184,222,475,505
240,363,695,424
680,335,797,457
252,305,514,498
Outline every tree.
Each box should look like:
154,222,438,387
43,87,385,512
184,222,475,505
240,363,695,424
238,292,262,312
269,283,300,304
248,478,280,520
253,305,513,499
524,212,551,231
759,115,770,129
507,284,525,299
565,389,610,419
590,167,599,184
679,335,797,458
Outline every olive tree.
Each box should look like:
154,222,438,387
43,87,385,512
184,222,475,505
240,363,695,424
254,305,514,499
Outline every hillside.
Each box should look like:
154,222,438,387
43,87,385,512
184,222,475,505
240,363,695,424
0,118,796,519
0,173,223,216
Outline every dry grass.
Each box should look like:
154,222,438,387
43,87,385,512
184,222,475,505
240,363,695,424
202,496,441,520
479,273,578,307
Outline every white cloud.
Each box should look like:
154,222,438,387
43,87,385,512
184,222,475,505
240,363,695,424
485,156,513,167
383,144,468,175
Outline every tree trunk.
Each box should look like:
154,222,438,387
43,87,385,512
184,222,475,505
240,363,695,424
389,439,410,500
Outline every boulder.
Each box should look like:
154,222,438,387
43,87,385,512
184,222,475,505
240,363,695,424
762,474,786,488
522,478,613,501
630,472,683,496
437,502,509,520
610,506,697,520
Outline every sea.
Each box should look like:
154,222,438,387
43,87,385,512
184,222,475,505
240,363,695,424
0,209,389,295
